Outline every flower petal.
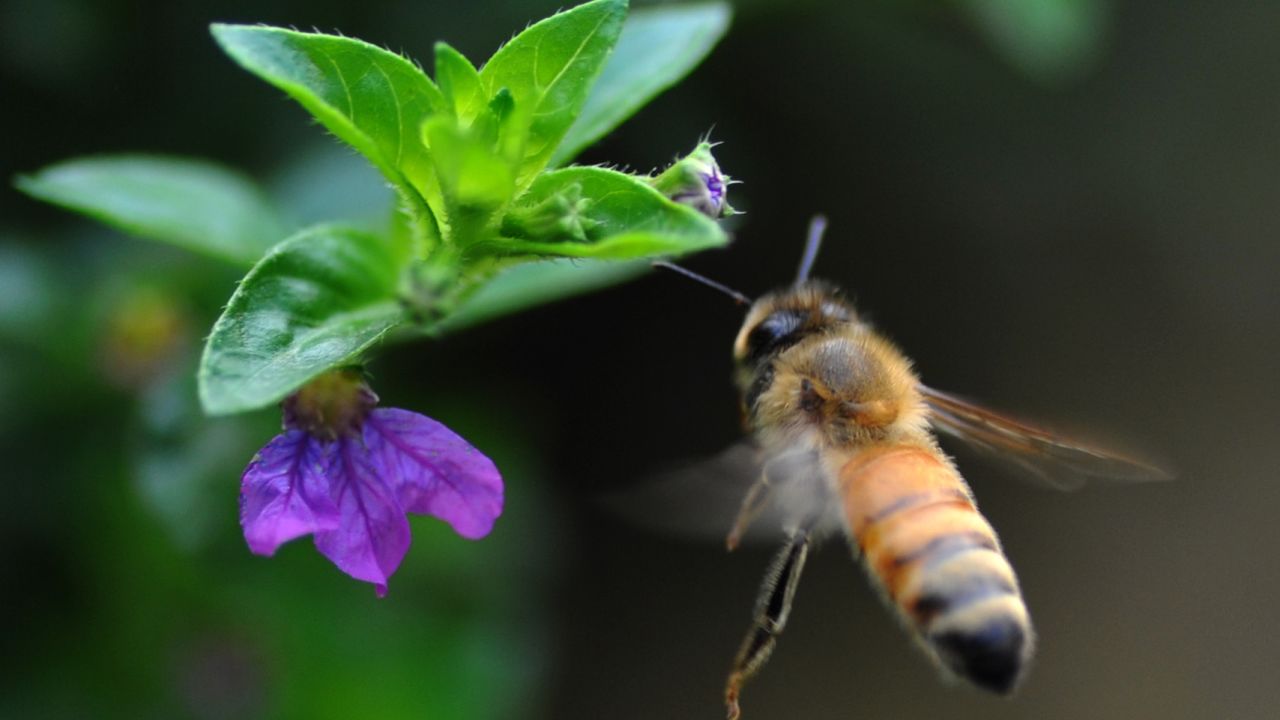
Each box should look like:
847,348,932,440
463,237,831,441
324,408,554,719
313,436,411,595
364,408,504,540
240,430,339,556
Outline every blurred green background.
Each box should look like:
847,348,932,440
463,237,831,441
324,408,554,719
3,1,1278,718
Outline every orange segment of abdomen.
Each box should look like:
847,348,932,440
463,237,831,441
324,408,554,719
840,447,995,599
839,445,1032,694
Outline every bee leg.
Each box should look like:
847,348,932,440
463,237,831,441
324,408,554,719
725,528,811,720
726,472,775,551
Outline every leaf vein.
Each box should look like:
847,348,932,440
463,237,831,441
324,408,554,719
316,48,356,121
371,61,405,167
535,13,609,111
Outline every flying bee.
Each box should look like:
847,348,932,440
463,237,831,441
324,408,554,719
654,217,1167,719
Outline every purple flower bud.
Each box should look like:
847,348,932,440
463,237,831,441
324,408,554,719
649,141,735,219
241,372,504,595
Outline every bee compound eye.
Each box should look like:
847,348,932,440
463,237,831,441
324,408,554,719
746,310,806,362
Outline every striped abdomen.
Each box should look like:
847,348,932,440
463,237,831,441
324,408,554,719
840,445,1034,694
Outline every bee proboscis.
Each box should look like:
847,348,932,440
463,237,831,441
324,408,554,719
659,218,1168,719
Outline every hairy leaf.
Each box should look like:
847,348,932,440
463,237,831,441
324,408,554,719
15,155,285,265
479,0,627,187
199,226,408,415
552,2,732,166
210,24,446,220
434,42,486,122
496,166,726,259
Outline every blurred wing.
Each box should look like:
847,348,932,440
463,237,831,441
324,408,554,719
920,385,1171,491
600,443,836,547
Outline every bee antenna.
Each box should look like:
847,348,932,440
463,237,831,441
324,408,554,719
652,261,753,305
795,214,828,284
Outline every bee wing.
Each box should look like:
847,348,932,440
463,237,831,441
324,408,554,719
602,444,834,547
920,385,1171,490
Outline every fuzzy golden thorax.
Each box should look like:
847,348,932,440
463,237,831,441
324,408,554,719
733,282,927,449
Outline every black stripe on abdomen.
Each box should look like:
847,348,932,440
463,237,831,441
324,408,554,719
930,614,1029,694
915,549,1031,695
911,571,1017,626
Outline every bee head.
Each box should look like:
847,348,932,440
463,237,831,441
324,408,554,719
733,281,857,367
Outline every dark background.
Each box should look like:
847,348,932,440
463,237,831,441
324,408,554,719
3,1,1278,718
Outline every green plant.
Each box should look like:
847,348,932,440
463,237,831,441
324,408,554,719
15,0,734,592
18,0,733,416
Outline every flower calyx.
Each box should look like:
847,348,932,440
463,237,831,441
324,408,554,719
281,369,378,441
500,181,600,243
649,141,735,219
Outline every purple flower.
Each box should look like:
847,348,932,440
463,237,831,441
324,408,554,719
240,371,503,596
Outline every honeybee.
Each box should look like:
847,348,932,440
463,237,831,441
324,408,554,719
656,217,1167,719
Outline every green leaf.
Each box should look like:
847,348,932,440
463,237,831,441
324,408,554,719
210,24,447,222
434,42,485,122
431,258,648,334
198,225,408,415
496,166,726,259
15,155,285,265
551,2,732,166
479,0,627,187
